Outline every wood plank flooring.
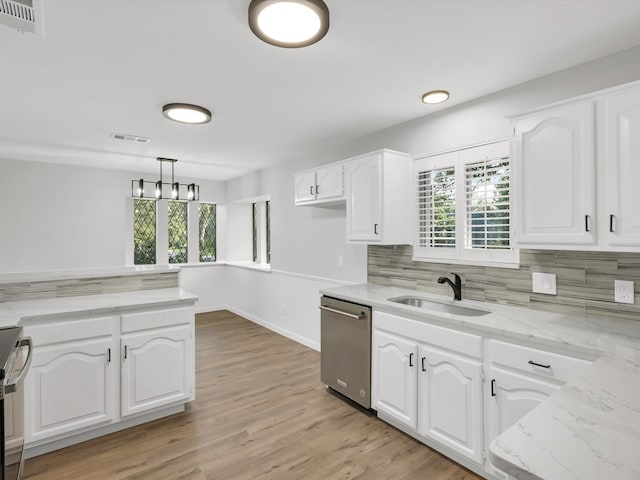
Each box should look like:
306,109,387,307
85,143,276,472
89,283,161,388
23,310,482,480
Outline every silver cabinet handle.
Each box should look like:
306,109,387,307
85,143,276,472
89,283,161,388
319,305,364,320
5,337,33,393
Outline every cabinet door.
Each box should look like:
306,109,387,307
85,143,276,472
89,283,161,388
121,325,192,417
294,171,317,204
373,330,417,429
488,367,559,442
25,338,115,443
346,153,382,241
604,86,640,246
418,345,484,464
316,164,344,201
514,100,595,246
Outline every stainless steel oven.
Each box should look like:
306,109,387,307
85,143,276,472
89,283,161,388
0,327,32,480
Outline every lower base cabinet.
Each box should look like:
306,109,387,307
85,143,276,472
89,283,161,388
23,306,195,448
372,309,594,480
373,311,485,466
121,324,192,417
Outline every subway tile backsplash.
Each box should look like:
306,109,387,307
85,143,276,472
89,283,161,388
368,246,640,322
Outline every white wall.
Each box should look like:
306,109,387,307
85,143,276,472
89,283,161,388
0,158,226,274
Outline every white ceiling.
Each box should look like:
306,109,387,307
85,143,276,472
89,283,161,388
2,0,640,181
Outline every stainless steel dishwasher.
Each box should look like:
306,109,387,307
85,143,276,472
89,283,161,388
320,296,372,409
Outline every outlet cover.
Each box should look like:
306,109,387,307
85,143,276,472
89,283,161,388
614,280,635,304
532,272,557,295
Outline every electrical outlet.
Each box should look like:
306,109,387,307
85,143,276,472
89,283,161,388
614,280,634,304
532,272,557,295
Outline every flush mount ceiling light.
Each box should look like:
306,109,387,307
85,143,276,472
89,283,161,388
248,0,330,48
162,103,212,125
422,90,450,104
131,158,200,201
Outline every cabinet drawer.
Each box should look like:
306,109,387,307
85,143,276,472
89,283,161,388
25,316,116,346
375,311,482,358
489,339,592,383
121,307,193,333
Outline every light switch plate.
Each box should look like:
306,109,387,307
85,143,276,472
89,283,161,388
532,272,557,295
614,280,634,304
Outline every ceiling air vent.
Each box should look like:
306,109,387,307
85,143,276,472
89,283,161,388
0,0,42,36
111,133,151,145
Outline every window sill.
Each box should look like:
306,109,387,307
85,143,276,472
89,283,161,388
173,262,226,269
224,261,272,273
411,255,520,269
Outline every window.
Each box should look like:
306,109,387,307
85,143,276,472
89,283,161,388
252,202,258,263
413,140,518,267
199,203,216,262
266,200,271,264
168,201,188,264
133,199,156,265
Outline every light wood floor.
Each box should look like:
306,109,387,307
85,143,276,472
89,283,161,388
23,310,482,480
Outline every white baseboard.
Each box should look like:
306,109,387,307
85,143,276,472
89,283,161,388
222,305,320,352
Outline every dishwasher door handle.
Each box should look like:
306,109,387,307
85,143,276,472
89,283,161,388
319,305,365,320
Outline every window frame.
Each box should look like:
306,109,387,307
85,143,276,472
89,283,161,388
412,140,519,268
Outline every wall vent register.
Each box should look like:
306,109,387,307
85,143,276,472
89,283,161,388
0,0,42,36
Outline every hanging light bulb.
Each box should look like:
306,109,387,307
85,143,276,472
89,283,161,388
187,184,195,200
155,181,162,199
137,179,144,198
172,182,179,199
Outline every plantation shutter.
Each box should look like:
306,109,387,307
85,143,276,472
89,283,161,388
416,166,456,248
464,157,511,250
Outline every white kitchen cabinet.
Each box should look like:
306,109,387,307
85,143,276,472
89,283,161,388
345,149,412,244
373,330,418,429
373,310,484,466
294,163,344,205
512,80,640,251
603,85,640,246
26,337,116,443
23,305,195,448
419,345,484,464
121,325,192,417
512,100,596,247
294,171,316,204
485,338,592,478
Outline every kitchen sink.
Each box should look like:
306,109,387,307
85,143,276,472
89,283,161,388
387,296,490,317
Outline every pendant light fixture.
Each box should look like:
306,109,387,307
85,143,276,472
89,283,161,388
131,158,200,201
248,0,329,48
162,103,212,124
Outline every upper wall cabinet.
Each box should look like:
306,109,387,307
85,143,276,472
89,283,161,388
294,164,344,205
512,80,640,251
345,149,412,244
603,85,640,246
512,100,596,247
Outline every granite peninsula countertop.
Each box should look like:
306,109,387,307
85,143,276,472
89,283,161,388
321,283,640,480
0,288,198,327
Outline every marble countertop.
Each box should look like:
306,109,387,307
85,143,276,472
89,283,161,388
0,288,198,327
321,283,640,480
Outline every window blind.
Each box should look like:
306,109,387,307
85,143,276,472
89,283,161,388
464,157,510,250
416,166,456,248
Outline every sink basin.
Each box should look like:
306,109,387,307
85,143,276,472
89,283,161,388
388,296,490,317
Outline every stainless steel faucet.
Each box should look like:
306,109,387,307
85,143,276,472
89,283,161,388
437,273,462,301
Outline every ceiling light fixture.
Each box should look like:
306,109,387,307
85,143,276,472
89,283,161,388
248,0,330,48
162,103,212,124
132,158,200,201
422,90,450,104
